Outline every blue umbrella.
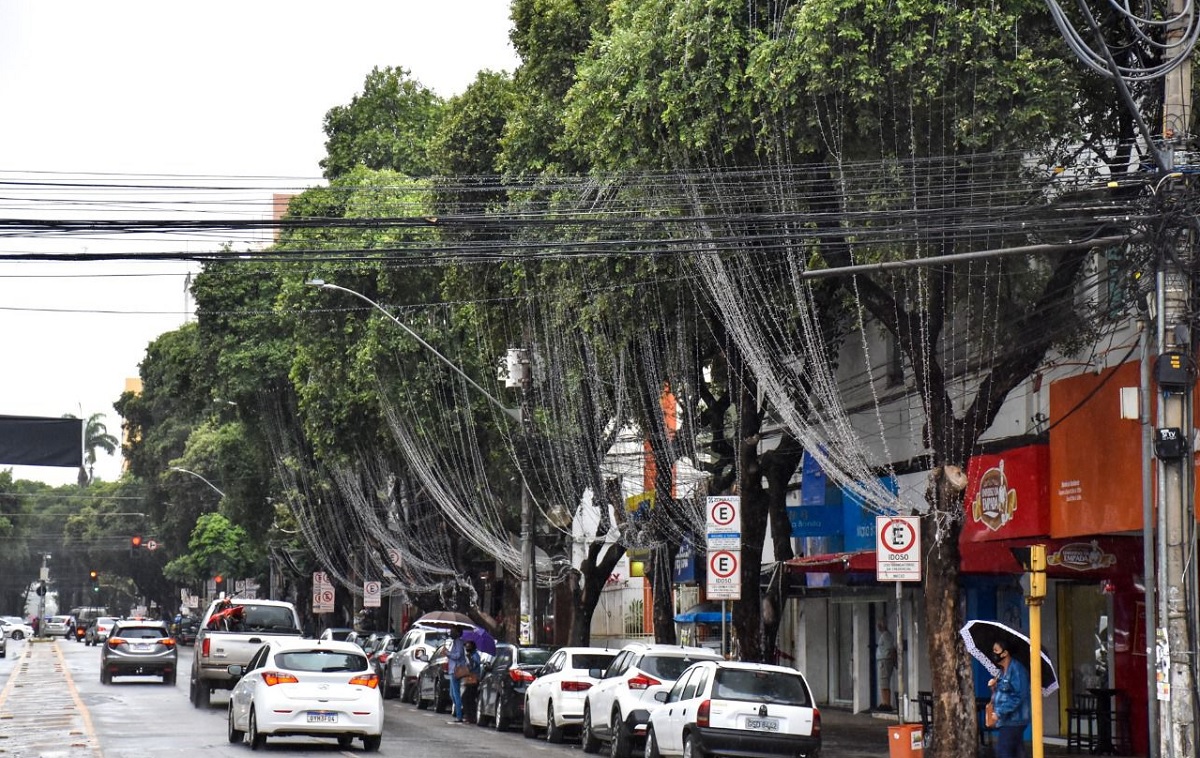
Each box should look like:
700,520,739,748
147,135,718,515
462,626,496,655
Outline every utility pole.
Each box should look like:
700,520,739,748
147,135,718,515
1156,2,1196,752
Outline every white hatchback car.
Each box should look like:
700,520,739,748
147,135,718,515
523,647,618,743
644,661,821,758
583,643,724,757
227,638,384,752
1,617,34,640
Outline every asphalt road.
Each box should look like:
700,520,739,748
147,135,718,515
0,636,903,758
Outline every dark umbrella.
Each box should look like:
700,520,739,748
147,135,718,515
415,610,474,629
462,626,497,655
960,619,1059,696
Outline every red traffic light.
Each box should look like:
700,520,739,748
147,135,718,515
131,535,143,548
214,575,224,585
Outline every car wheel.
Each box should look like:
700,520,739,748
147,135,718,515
476,694,489,727
611,710,632,758
11,631,22,641
382,671,395,700
227,702,244,743
362,734,382,752
645,727,660,758
546,702,565,744
197,683,211,708
582,706,601,753
248,708,266,750
523,699,537,738
337,736,353,748
416,681,430,710
683,733,705,758
163,671,176,686
495,696,511,731
100,668,111,685
399,675,412,703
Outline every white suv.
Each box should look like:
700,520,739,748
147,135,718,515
581,643,723,758
387,625,450,703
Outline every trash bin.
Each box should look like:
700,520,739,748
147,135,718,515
888,723,925,758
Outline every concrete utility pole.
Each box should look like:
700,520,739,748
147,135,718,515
1156,3,1196,752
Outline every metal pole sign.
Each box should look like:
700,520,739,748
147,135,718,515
876,515,921,581
705,496,741,549
312,571,335,614
363,580,382,608
706,548,741,600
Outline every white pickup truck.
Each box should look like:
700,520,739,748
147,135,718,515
188,597,304,708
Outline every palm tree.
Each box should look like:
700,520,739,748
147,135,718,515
63,413,119,486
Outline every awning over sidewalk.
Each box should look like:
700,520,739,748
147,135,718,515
786,550,877,573
675,602,731,624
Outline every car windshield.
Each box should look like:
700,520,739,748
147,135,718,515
713,669,812,706
644,655,719,680
117,627,167,640
519,648,554,666
240,605,300,633
276,650,368,673
571,653,617,671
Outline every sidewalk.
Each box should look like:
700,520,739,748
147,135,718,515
817,706,1141,758
0,638,100,758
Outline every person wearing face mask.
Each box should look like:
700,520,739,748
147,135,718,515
988,640,1030,758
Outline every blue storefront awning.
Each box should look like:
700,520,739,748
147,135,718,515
674,602,732,624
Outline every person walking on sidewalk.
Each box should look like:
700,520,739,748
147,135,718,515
875,618,897,711
988,640,1030,758
446,627,468,723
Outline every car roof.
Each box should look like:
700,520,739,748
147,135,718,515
621,642,722,657
263,638,368,656
704,660,807,676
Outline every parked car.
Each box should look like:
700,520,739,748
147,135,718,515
388,624,450,703
474,643,556,731
582,643,724,757
226,638,383,751
43,615,74,637
414,643,452,713
644,661,821,758
100,619,178,685
0,628,6,657
0,617,34,640
368,634,403,697
319,627,354,642
84,616,118,646
523,647,618,743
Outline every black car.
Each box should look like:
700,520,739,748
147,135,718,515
415,643,452,713
475,643,556,730
175,617,200,645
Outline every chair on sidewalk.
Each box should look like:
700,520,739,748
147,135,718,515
1066,693,1098,753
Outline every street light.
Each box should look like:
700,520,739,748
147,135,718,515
308,278,537,643
169,466,226,498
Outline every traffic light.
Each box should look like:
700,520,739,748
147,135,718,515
89,570,99,593
131,535,142,548
214,575,224,593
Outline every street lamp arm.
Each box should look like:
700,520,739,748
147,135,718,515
307,279,522,423
169,466,227,498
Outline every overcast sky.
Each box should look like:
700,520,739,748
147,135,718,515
0,1,521,485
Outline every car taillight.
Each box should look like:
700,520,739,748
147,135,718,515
697,699,711,727
812,707,821,737
161,638,176,647
560,681,592,692
107,638,125,649
349,673,380,688
263,671,300,686
510,669,536,684
626,673,661,690
202,638,211,657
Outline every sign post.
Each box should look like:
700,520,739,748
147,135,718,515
877,515,921,724
706,497,742,657
312,571,335,615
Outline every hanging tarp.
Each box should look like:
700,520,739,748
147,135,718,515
0,414,82,467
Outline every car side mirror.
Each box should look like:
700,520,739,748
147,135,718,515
654,691,668,703
227,664,245,678
589,667,603,679
415,649,428,661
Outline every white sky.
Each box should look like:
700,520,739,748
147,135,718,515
0,1,521,485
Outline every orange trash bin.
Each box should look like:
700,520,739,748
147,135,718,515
888,723,925,758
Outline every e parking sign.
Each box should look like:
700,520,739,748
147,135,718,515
876,515,921,581
706,549,741,600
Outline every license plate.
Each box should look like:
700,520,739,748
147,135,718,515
132,643,153,652
744,716,780,732
307,711,337,724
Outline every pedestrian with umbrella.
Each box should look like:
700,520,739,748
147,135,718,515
988,638,1030,758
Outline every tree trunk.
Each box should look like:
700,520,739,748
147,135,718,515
732,371,767,662
924,465,979,758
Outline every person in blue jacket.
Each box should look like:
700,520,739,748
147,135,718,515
989,640,1031,758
